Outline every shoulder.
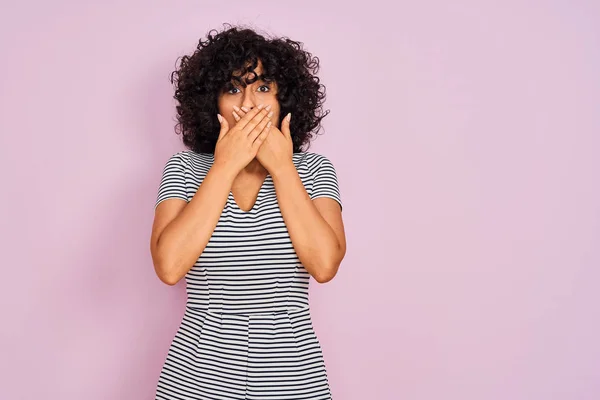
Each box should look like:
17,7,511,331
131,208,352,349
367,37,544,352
294,151,335,172
163,150,213,171
295,152,339,180
167,149,211,163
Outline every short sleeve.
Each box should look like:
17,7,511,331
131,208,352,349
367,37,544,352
155,152,188,209
310,154,343,211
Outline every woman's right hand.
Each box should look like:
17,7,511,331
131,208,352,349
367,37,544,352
214,104,273,175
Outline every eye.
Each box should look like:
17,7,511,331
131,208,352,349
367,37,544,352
227,87,241,94
258,84,270,92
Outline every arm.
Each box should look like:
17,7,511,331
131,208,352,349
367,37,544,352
150,107,272,285
271,161,347,283
150,163,236,285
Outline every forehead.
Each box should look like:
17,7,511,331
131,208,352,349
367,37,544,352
232,59,265,80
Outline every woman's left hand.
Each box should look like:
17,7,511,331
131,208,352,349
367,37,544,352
233,107,294,174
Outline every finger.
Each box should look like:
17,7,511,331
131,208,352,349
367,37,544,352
234,106,248,117
233,110,241,122
242,107,272,135
216,114,229,141
235,104,265,129
252,123,272,150
253,110,273,135
249,118,272,142
281,113,292,139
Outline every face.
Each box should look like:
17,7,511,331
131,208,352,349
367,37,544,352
217,60,281,128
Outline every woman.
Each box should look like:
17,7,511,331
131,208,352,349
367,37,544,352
151,25,346,400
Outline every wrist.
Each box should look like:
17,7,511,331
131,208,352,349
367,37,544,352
210,160,238,183
270,160,297,180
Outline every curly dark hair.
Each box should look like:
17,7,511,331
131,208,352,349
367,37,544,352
169,24,330,154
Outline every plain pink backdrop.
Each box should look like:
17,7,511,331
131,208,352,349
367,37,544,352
1,1,599,399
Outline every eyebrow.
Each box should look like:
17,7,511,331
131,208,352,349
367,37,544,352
227,77,273,88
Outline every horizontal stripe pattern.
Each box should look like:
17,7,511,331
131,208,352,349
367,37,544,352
156,307,331,400
154,151,342,399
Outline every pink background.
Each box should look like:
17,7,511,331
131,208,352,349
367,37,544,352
2,1,599,399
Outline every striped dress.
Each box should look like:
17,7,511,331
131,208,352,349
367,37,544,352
153,150,342,400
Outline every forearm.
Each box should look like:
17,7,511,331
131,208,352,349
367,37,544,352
271,162,342,283
155,163,236,284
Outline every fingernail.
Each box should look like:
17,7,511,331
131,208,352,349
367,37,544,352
286,113,291,121
268,111,274,118
233,105,241,112
241,106,250,112
266,104,272,111
257,104,264,110
217,114,223,122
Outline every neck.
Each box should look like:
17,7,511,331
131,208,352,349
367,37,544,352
242,158,267,175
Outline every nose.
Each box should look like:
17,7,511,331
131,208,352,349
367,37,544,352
241,89,257,110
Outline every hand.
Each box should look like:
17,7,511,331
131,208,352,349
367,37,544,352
233,107,293,175
214,105,273,176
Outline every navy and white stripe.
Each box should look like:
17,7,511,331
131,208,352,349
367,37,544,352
154,151,342,400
